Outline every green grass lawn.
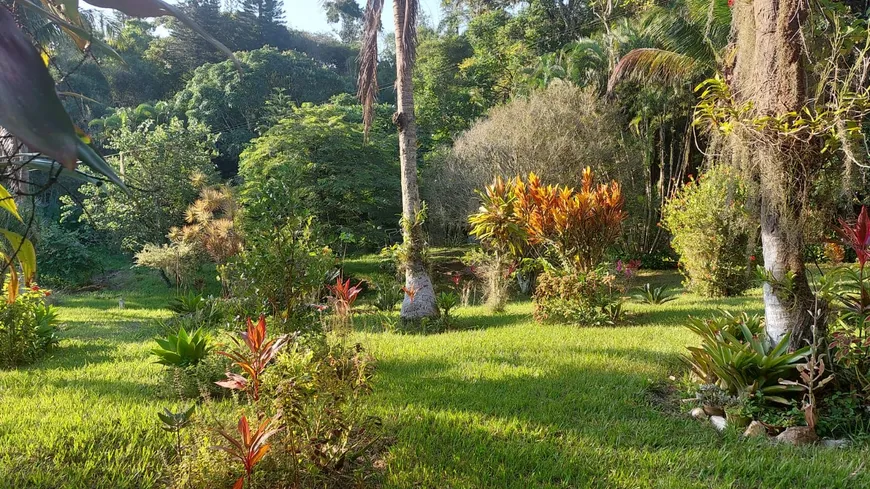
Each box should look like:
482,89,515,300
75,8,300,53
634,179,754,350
2,267,870,488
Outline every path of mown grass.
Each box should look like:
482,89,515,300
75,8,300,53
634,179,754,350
2,263,870,488
0,270,180,489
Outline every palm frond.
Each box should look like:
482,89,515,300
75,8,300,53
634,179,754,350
357,0,384,138
608,48,702,92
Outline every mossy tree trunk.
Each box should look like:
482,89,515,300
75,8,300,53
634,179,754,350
730,0,817,348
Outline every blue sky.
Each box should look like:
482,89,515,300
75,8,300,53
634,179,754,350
285,0,443,36
83,0,444,39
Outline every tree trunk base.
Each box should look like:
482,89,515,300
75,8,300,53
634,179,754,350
400,270,439,320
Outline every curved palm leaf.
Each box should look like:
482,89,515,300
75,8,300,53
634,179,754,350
608,48,702,91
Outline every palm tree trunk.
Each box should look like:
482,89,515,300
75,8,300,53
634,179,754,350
732,0,815,348
393,0,438,320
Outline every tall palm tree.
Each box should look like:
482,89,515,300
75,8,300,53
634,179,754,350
358,0,439,320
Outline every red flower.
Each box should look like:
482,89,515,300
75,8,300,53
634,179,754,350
402,286,417,303
838,206,870,268
44,291,52,297
728,0,734,7
749,255,756,262
30,285,40,292
451,274,462,286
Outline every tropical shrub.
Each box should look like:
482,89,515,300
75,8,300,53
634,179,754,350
258,339,378,485
228,223,334,332
0,287,59,369
134,241,203,289
326,276,363,331
213,414,281,489
471,170,627,274
73,119,219,252
662,166,754,297
33,220,97,288
533,269,625,326
183,338,381,488
232,151,336,330
216,316,290,402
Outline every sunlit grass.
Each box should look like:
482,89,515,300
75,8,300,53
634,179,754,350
0,268,179,489
2,260,869,488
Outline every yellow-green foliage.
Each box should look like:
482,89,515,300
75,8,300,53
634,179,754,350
662,166,754,297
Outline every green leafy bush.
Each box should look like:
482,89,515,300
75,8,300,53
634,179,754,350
533,269,625,326
662,166,754,297
238,98,400,249
0,289,59,369
34,221,97,288
72,118,219,252
182,337,381,488
228,223,334,333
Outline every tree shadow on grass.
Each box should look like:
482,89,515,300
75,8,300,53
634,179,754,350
371,348,869,488
35,342,119,370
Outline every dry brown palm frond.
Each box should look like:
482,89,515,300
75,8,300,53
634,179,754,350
357,0,385,137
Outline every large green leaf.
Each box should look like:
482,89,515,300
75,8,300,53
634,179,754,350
0,230,37,283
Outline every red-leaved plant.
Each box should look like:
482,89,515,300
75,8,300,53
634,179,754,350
326,276,363,319
214,414,281,489
827,206,870,396
837,205,870,269
216,315,289,401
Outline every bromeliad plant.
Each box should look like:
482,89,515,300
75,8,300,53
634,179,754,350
633,283,678,305
214,414,281,489
684,312,809,404
216,316,290,402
